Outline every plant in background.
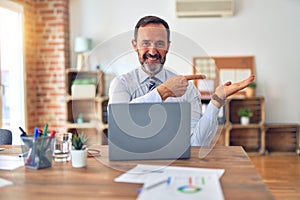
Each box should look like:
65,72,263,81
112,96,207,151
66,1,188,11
72,133,88,150
238,108,253,125
245,82,257,98
247,82,257,88
238,108,253,118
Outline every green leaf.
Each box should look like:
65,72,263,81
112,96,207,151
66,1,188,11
247,82,256,88
238,108,253,117
72,132,88,150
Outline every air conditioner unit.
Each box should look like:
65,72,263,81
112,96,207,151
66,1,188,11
176,0,234,17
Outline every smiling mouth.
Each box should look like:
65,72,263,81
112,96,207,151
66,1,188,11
143,53,161,62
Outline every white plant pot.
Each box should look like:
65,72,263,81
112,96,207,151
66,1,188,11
71,148,88,168
240,117,250,125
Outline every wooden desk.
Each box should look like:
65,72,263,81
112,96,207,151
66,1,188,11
0,145,273,200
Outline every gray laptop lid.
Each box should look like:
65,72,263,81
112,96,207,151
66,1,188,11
108,102,191,161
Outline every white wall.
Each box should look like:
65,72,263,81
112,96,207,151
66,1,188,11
70,0,300,124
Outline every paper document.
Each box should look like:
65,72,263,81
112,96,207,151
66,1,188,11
115,164,224,184
115,164,225,200
0,155,24,170
138,174,224,200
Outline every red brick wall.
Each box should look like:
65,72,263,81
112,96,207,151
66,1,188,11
12,0,69,134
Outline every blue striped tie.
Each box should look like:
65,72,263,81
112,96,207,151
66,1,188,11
148,79,156,91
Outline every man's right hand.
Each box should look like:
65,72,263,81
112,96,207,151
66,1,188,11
157,75,206,101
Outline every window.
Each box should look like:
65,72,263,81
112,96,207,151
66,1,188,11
0,1,25,144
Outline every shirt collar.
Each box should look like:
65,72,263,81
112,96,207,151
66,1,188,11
138,67,165,84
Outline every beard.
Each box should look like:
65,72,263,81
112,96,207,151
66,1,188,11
140,52,165,75
142,62,163,75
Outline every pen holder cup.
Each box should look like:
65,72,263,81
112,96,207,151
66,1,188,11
21,136,55,170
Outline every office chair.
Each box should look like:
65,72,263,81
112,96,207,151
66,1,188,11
0,129,12,145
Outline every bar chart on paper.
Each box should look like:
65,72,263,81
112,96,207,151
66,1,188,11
137,175,224,200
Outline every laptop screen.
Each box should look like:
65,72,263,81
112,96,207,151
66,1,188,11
108,102,191,161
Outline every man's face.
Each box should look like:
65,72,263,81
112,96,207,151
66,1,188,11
132,23,170,76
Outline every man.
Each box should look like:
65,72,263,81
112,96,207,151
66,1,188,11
109,15,254,146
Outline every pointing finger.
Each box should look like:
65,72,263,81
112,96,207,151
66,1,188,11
184,74,206,80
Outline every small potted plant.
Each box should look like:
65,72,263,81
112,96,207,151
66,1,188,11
238,108,253,125
245,82,256,97
71,132,88,168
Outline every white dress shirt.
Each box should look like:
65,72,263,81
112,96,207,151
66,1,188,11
108,67,220,146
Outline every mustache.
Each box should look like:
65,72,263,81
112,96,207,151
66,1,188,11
143,53,161,60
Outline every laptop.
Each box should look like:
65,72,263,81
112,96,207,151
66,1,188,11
108,102,191,161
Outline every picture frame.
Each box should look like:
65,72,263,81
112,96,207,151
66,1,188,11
193,56,255,98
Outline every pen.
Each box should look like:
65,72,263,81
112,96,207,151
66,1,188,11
39,123,49,165
137,177,171,194
43,123,48,136
25,148,32,165
34,127,39,138
19,150,30,158
144,178,169,190
19,127,27,137
30,127,39,166
38,129,43,137
44,130,56,150
40,124,48,149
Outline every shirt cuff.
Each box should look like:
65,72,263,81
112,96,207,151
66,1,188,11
130,88,163,103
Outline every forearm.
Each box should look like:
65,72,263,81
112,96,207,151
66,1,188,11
190,102,220,146
130,89,162,103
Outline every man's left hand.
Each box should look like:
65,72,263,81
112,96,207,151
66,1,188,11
213,75,255,107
